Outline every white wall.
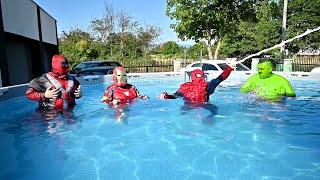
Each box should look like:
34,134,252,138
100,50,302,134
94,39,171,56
40,9,57,45
1,0,39,40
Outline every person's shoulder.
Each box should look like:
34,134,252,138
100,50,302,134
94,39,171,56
180,82,192,86
245,73,259,81
28,73,47,84
179,82,192,90
28,73,49,90
106,84,116,90
272,73,290,82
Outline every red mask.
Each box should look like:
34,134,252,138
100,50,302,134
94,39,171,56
113,67,127,86
191,69,205,84
51,55,70,77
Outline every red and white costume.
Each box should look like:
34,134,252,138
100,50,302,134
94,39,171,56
26,55,81,109
162,66,233,103
102,67,142,105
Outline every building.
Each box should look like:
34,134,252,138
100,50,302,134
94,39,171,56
0,0,58,87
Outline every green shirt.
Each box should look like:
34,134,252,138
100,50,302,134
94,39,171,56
240,73,296,101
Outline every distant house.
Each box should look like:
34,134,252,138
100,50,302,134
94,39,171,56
0,0,58,87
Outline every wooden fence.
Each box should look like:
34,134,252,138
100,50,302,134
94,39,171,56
118,56,320,73
292,55,320,72
118,58,196,73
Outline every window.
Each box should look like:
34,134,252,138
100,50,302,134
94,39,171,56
191,63,202,67
75,64,86,69
77,71,93,77
100,62,121,67
85,63,100,68
217,63,227,70
202,63,218,71
92,71,106,75
236,64,249,71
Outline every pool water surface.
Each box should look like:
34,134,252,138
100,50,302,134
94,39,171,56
0,78,320,180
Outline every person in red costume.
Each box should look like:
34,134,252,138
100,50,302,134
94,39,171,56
101,67,148,107
26,55,82,110
101,67,148,122
160,62,236,103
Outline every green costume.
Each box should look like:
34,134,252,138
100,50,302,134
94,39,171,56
240,61,296,101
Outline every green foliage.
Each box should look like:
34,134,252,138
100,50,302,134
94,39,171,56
221,21,259,57
161,41,182,56
220,0,282,58
220,0,320,58
59,14,161,67
286,0,320,53
59,29,100,67
187,42,208,59
166,0,256,43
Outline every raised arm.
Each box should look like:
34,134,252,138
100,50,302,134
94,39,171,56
207,65,233,95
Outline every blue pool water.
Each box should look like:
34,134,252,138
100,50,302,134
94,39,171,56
0,78,320,180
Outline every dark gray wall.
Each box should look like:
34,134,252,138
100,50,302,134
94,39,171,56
6,38,31,85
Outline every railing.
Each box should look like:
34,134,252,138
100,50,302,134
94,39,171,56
292,55,320,72
124,65,173,73
118,58,196,73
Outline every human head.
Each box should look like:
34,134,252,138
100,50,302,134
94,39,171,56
191,69,205,84
51,55,70,77
113,67,127,86
257,60,273,79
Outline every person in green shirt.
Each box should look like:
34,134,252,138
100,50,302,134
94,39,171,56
240,60,296,101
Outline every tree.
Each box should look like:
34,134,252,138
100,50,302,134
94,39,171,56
220,0,320,58
187,42,208,60
286,0,320,53
137,25,161,57
220,21,259,58
90,0,115,43
166,0,256,59
59,29,99,67
160,41,182,58
117,10,139,57
220,0,282,58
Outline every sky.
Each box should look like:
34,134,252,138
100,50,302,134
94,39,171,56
33,0,194,46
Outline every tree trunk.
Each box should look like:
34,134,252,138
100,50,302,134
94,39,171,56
207,41,213,60
214,38,221,60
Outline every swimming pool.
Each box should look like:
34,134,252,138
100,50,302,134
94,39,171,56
0,75,320,180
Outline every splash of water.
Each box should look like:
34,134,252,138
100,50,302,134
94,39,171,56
236,26,320,64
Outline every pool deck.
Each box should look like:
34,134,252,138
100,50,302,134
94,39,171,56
0,71,319,101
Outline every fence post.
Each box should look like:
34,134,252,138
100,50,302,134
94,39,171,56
173,59,181,72
283,59,293,72
251,58,260,71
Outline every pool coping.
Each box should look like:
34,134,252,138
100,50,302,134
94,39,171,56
0,71,319,101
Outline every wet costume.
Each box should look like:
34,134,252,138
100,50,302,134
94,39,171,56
163,65,233,103
26,55,81,109
240,61,296,101
103,84,139,104
102,67,145,105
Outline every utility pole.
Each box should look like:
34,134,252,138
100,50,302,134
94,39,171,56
280,0,288,62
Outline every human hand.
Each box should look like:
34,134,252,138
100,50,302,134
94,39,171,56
226,58,237,69
100,96,108,102
44,86,60,99
159,92,168,99
74,85,82,98
140,95,149,100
